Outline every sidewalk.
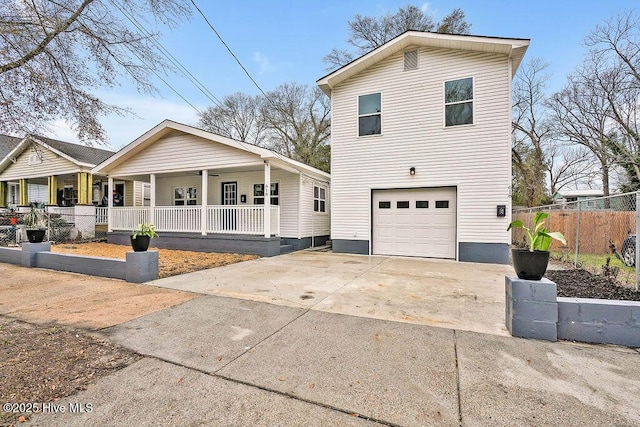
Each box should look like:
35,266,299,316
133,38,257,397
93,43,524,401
27,295,640,427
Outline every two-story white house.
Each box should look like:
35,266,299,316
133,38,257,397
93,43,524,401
317,31,529,264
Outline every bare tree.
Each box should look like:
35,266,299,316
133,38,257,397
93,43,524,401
546,141,599,195
584,10,640,187
548,70,617,199
512,58,553,207
261,83,331,172
323,6,471,70
198,93,267,145
0,0,191,143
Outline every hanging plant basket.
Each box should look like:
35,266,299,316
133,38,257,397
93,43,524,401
511,248,550,280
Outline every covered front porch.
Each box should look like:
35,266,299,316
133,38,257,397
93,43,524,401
93,121,331,257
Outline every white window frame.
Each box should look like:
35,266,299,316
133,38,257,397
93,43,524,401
174,186,197,206
358,92,382,137
313,185,326,213
7,182,18,205
444,77,474,127
253,182,279,205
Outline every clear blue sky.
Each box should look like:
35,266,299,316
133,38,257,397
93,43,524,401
47,0,638,150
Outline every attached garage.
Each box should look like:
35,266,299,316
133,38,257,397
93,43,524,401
372,187,456,259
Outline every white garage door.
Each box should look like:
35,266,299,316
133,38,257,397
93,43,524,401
373,187,456,258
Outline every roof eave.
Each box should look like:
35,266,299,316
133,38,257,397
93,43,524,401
317,31,530,95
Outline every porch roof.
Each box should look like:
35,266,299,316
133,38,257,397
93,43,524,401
91,120,330,182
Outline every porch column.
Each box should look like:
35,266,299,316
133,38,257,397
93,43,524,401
264,161,271,238
77,172,91,204
107,176,113,232
47,175,58,205
150,174,156,226
201,169,208,235
19,179,28,205
0,182,6,207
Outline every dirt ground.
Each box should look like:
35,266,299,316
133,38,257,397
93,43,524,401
50,242,258,278
0,244,258,426
547,269,640,301
0,317,141,426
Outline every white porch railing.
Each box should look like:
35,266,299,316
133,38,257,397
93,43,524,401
155,206,201,232
111,207,149,231
96,207,108,225
110,205,280,236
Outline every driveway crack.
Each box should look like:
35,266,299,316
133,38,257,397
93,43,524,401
454,329,463,426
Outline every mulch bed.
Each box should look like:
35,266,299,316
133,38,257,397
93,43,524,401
546,269,640,301
0,318,141,426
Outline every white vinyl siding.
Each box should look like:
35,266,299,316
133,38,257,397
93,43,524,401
299,176,330,239
1,145,80,181
330,47,512,247
108,134,261,176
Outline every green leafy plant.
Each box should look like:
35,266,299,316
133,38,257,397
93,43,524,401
507,211,567,251
23,202,46,229
131,223,158,239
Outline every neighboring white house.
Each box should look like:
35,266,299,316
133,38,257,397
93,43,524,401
91,120,331,256
317,31,529,264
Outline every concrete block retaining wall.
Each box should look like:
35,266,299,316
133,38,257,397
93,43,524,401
506,276,640,347
0,243,158,283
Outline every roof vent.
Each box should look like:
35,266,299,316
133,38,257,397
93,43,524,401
404,49,418,71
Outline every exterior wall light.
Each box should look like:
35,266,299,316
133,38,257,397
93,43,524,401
409,167,416,175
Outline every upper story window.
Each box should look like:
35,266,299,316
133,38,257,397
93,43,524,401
444,77,473,127
314,185,326,212
253,183,279,205
358,93,381,136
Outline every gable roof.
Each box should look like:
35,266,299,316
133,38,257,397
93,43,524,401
92,120,331,181
0,135,21,160
0,134,115,172
317,30,530,96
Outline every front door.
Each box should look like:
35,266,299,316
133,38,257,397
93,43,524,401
222,182,237,231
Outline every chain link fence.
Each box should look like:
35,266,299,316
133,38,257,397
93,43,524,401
0,209,107,246
512,192,639,290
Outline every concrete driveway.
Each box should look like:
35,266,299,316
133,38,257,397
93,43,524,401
148,251,512,336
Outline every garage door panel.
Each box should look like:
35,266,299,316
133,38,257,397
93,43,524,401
373,187,456,259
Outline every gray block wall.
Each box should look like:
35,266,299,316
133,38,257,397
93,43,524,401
0,243,158,283
557,297,640,348
505,276,558,341
0,246,22,265
107,232,281,257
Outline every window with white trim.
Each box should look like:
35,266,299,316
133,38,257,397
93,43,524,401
253,183,279,205
174,186,197,205
314,185,326,212
358,92,381,136
444,77,473,126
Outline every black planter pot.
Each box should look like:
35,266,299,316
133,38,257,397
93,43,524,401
130,235,150,252
26,229,46,243
511,248,550,280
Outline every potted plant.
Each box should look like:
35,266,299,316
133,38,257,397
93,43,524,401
507,211,567,280
23,202,47,243
130,223,158,252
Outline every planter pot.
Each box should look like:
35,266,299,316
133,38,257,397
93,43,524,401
26,229,46,243
130,235,150,252
511,248,550,280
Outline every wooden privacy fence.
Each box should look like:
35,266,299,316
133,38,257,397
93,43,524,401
511,210,636,254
